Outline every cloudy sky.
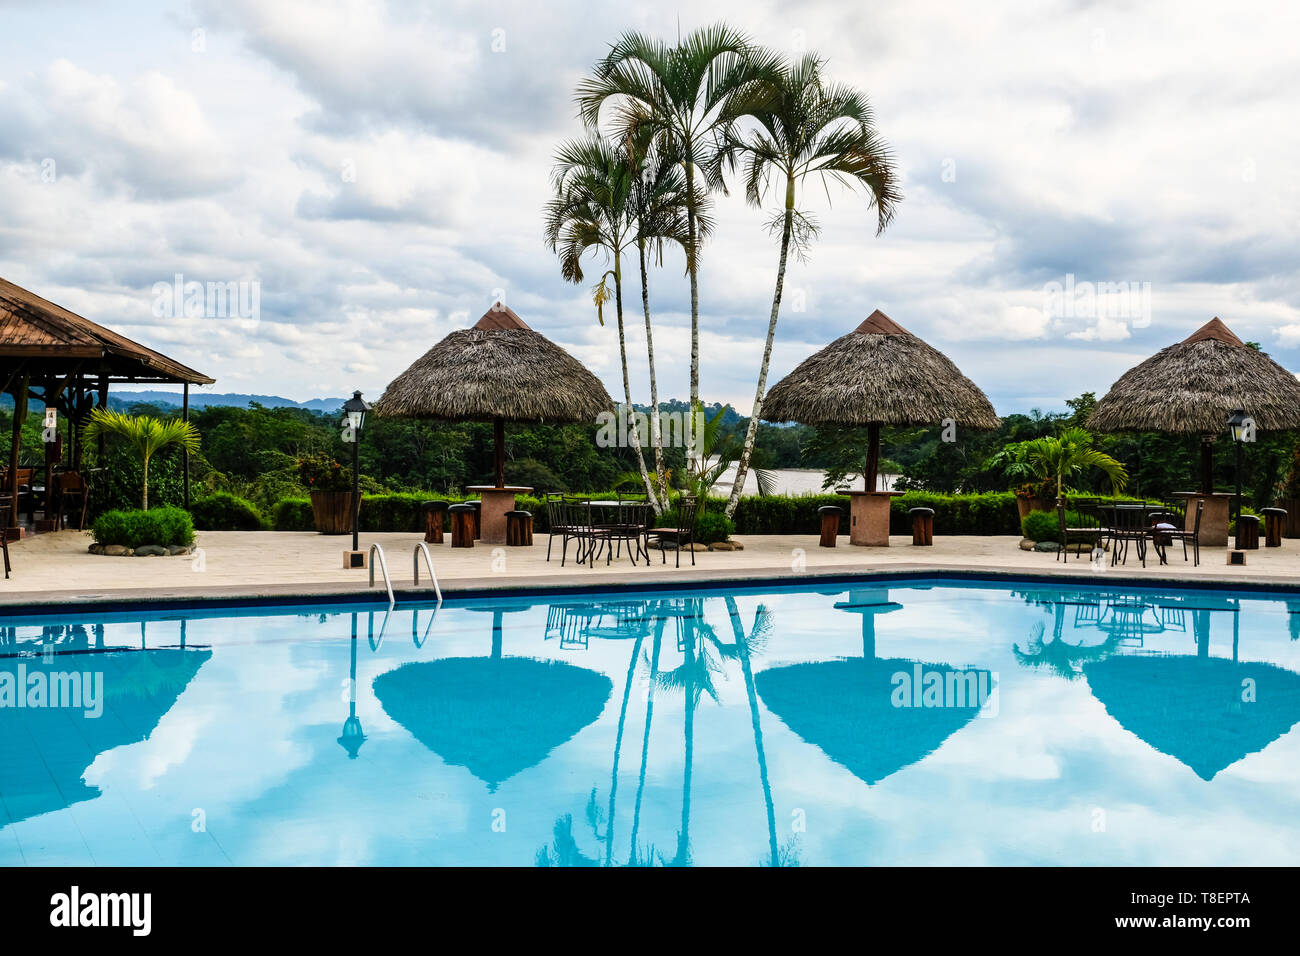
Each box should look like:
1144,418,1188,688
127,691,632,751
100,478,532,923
1,0,1297,415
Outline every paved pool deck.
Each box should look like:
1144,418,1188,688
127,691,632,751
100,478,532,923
3,529,1300,611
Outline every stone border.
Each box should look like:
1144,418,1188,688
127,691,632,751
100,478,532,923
86,544,197,557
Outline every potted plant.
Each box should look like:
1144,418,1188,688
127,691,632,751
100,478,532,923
989,428,1128,518
986,442,1057,519
298,454,357,534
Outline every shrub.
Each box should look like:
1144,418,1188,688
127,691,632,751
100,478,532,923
1021,510,1061,542
272,497,315,531
91,506,195,548
189,493,269,531
694,508,735,545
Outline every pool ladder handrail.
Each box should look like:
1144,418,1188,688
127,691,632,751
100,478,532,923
413,542,443,603
368,543,395,609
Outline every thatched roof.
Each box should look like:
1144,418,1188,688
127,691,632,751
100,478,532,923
1089,317,1300,433
761,309,999,428
372,303,614,422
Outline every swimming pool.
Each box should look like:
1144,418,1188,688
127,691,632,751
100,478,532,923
3,576,1299,866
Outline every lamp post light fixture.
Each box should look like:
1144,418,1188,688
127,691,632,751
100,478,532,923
341,390,370,567
1227,409,1252,523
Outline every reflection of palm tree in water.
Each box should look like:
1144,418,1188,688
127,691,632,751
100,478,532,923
1014,601,1124,680
540,596,788,866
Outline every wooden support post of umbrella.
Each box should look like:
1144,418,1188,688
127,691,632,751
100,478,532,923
762,310,999,546
372,303,614,544
1089,318,1300,548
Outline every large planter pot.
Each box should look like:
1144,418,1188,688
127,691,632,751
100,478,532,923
310,490,359,535
1277,498,1300,538
1015,495,1055,521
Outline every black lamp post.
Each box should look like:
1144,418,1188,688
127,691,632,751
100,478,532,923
341,391,370,554
1227,409,1250,522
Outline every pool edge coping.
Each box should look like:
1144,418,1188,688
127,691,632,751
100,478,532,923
5,560,1300,617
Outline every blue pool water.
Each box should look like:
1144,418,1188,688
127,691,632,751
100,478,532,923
3,577,1300,866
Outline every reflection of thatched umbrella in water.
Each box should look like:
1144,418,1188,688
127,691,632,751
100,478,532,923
0,644,210,824
1085,599,1300,780
756,587,991,786
373,603,613,792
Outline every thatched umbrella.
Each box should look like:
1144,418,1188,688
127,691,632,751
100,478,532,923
373,303,614,488
1089,317,1300,494
763,309,999,491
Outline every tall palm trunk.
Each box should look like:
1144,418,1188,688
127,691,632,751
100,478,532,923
141,455,150,510
612,252,658,502
638,239,670,512
726,173,795,518
684,157,701,462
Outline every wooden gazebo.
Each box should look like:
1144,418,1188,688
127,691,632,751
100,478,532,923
0,277,214,531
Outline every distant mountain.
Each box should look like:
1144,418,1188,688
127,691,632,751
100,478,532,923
107,391,352,411
0,390,351,411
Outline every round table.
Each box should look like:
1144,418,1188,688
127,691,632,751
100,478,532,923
465,485,533,545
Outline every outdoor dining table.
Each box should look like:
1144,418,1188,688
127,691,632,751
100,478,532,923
1107,502,1171,566
579,499,652,567
465,484,533,545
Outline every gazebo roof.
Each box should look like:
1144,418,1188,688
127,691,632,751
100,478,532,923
761,309,1000,429
0,276,213,385
373,303,614,423
1089,317,1300,433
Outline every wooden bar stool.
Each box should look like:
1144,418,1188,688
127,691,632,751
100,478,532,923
506,510,533,546
818,506,842,548
449,503,476,548
1235,513,1259,550
909,507,935,546
464,499,482,540
1261,507,1286,547
423,500,449,544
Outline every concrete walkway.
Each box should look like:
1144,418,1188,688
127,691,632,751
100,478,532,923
3,529,1299,609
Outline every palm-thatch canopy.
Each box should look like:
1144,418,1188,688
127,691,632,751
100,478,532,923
762,309,998,488
762,310,1000,429
373,303,614,486
373,303,613,423
1089,317,1300,434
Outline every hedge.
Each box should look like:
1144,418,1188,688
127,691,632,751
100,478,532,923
189,493,269,531
92,506,195,548
263,490,1185,537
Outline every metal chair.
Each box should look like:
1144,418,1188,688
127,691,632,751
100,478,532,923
1161,499,1203,566
647,495,701,568
1056,496,1106,562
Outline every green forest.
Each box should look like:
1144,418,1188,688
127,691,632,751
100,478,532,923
8,391,1298,531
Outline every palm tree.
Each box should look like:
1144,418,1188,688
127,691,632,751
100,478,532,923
1025,427,1129,498
81,408,200,510
545,136,659,505
722,53,901,518
577,24,781,444
628,137,710,510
